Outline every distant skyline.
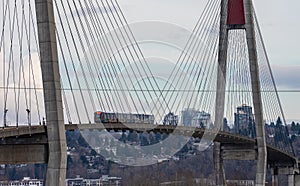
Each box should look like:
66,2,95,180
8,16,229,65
119,0,300,121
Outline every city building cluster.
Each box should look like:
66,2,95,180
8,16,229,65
179,105,256,138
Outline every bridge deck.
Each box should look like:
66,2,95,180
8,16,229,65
0,124,297,166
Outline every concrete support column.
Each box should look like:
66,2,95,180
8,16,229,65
214,0,228,132
35,0,67,185
295,175,300,186
244,0,267,185
214,2,228,184
287,174,300,186
277,166,300,186
271,167,278,186
288,175,295,186
214,142,226,186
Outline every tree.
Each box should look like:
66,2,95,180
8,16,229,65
127,131,138,142
223,118,230,132
149,133,158,145
7,167,17,180
297,123,300,135
80,155,89,164
120,132,127,142
91,149,98,156
291,135,296,143
270,122,275,128
291,121,296,131
276,117,283,127
274,117,290,145
155,133,162,143
140,134,149,146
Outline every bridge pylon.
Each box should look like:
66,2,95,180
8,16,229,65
35,0,67,185
214,0,266,185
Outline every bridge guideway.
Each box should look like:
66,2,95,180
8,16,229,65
0,124,296,166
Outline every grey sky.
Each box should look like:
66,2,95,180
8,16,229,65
119,0,300,121
0,0,298,123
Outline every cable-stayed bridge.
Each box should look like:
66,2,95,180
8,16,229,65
0,0,299,185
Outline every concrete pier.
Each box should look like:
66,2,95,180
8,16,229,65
214,143,226,186
271,167,278,186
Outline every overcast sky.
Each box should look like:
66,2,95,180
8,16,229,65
118,0,300,121
0,0,298,124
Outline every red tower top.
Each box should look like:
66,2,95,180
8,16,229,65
227,0,246,25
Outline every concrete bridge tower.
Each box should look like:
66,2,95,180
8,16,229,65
35,0,67,185
213,0,267,185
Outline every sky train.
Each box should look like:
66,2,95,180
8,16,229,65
94,111,179,125
94,111,155,124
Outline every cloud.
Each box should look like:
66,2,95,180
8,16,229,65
272,65,300,89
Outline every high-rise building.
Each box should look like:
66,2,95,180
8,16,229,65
234,104,256,137
181,109,211,128
163,112,178,126
192,111,212,128
181,108,199,127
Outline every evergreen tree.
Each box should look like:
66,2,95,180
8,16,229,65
291,121,296,132
270,122,275,128
120,132,127,142
274,119,282,143
149,133,158,145
276,117,282,127
155,133,162,143
140,133,149,146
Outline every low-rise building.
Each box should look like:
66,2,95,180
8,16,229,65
0,177,43,186
66,175,121,186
